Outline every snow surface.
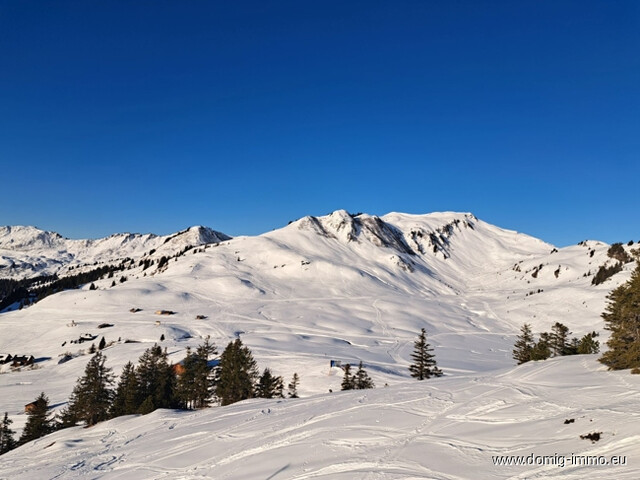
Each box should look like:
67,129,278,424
0,211,637,478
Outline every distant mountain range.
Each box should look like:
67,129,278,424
0,225,230,279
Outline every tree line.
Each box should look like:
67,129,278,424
513,322,600,364
1,328,443,455
0,337,299,454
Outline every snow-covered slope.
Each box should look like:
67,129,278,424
2,357,638,479
0,210,637,478
0,225,231,279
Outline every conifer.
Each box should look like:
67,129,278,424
341,364,355,390
513,323,535,364
550,322,571,356
19,392,53,445
287,373,300,398
110,361,140,417
0,412,17,454
135,344,176,412
600,262,640,370
66,351,114,426
409,328,442,379
256,368,284,398
215,339,258,406
354,361,375,389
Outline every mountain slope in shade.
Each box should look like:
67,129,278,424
0,225,231,279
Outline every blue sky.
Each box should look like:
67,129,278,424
0,1,638,246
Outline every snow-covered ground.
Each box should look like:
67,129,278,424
2,357,638,479
0,211,637,478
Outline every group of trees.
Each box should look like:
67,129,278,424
0,337,300,454
599,261,640,372
0,392,53,453
341,361,375,390
2,328,444,455
513,322,600,364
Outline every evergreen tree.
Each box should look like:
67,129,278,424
408,328,442,380
135,344,177,412
66,351,115,426
109,361,140,417
175,347,197,409
287,373,300,398
98,336,106,351
19,392,53,445
0,412,17,454
354,361,375,389
215,339,259,406
256,368,284,398
530,332,551,361
341,364,355,390
600,262,640,370
192,336,217,408
513,323,535,364
578,332,600,355
550,322,571,356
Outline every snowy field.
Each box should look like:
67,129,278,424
0,211,637,478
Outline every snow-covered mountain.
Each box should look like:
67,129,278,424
0,225,231,279
0,211,637,479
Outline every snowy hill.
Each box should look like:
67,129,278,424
0,225,231,279
2,357,638,479
0,210,637,478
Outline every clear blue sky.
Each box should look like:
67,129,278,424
1,1,638,246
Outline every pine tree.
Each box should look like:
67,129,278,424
0,412,17,454
354,361,375,389
19,392,53,445
287,373,300,398
175,347,197,409
530,332,551,361
98,336,106,351
256,368,284,398
550,322,571,356
409,328,442,380
215,339,259,406
513,323,535,364
110,361,140,417
341,364,355,390
192,336,217,408
600,262,640,370
135,344,177,412
66,351,115,426
578,332,600,355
